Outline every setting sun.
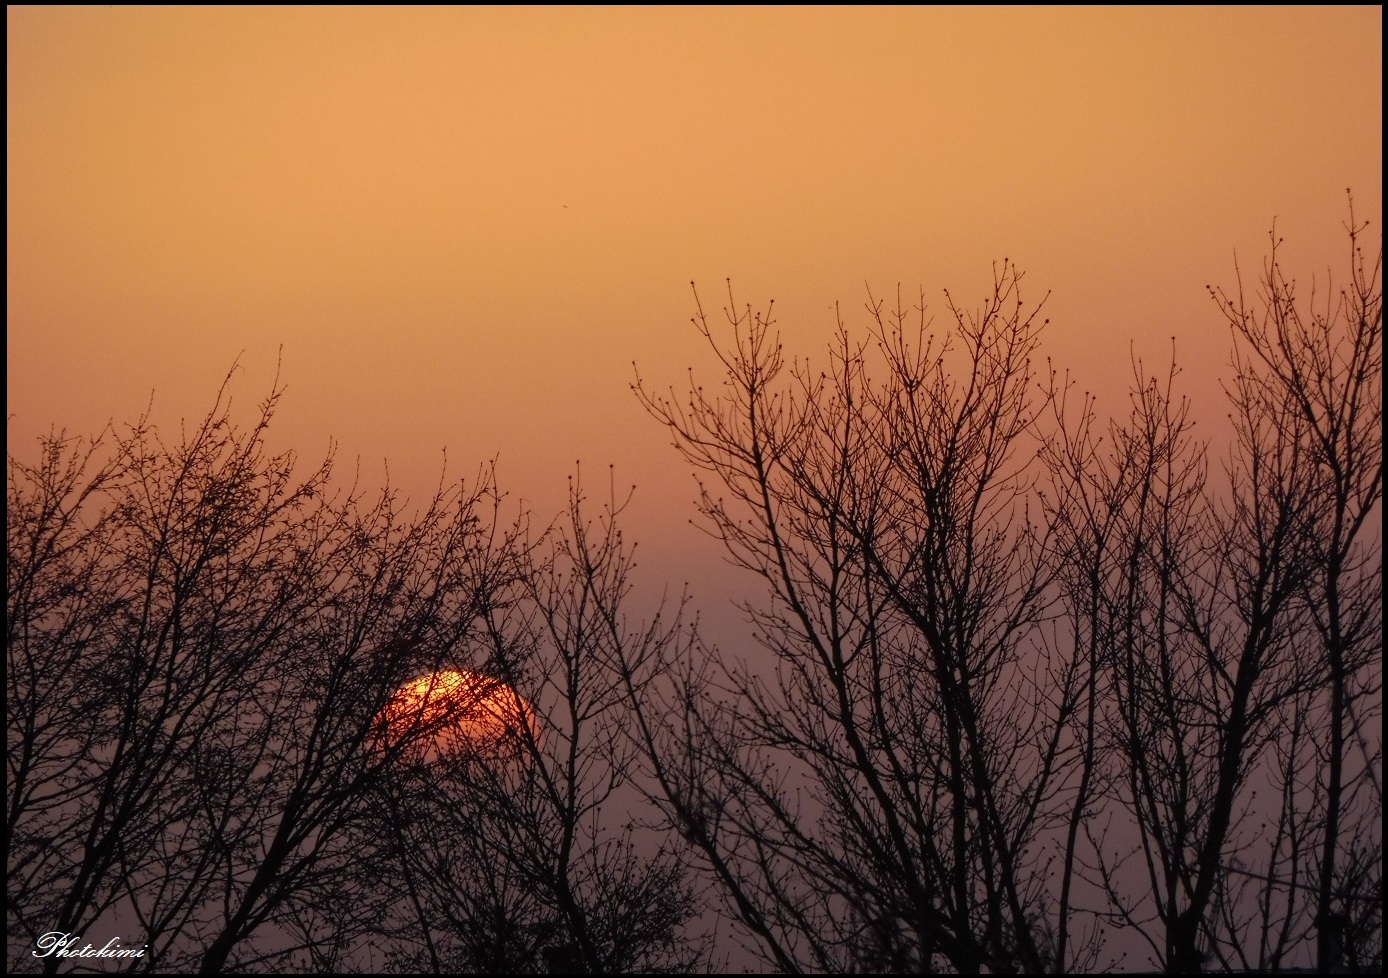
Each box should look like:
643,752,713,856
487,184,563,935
377,669,536,762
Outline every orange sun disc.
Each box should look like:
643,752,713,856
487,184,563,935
376,669,537,762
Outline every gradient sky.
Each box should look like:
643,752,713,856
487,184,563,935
8,5,1383,639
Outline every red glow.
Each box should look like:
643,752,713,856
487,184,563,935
377,669,537,762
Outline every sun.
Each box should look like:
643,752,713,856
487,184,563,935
377,669,536,762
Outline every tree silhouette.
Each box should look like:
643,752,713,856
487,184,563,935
1209,200,1382,973
7,203,1380,974
628,206,1381,973
631,266,1104,973
1062,201,1382,974
375,473,709,974
7,377,705,974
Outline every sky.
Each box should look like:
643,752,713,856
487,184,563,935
7,5,1383,642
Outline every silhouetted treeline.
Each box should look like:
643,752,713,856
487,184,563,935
7,382,705,974
8,205,1381,973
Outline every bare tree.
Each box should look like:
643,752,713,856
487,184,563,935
8,426,132,964
631,268,1104,973
1059,346,1323,973
8,375,539,973
629,207,1380,974
377,471,709,974
9,202,1378,976
1209,198,1383,972
1045,203,1381,974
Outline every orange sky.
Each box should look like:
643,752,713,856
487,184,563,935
7,6,1383,632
